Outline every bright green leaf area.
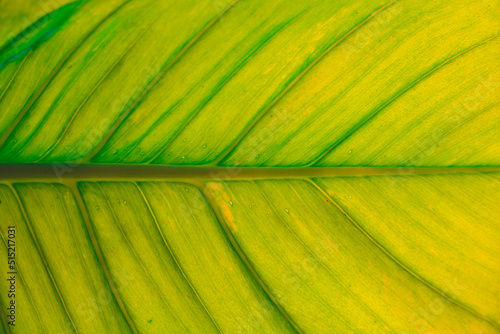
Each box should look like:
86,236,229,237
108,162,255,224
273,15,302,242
0,0,499,333
0,0,497,165
0,0,77,50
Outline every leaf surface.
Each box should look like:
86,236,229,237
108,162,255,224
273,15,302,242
0,0,499,333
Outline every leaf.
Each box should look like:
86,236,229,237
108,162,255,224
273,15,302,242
0,0,498,333
0,0,77,50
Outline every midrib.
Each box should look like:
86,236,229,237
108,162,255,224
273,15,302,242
0,164,498,183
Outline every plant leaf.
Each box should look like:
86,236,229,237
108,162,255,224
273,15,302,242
0,0,499,333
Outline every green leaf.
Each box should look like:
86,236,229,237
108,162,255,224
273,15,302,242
0,0,498,333
0,0,77,50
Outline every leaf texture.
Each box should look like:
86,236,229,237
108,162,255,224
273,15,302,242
0,175,499,333
0,0,497,166
0,0,499,333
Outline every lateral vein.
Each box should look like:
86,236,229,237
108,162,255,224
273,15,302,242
193,180,303,334
68,181,138,334
7,183,79,334
134,182,223,333
0,0,133,150
212,0,400,166
308,32,500,166
83,0,241,164
308,178,500,329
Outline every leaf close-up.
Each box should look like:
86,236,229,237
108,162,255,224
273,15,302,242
0,0,498,333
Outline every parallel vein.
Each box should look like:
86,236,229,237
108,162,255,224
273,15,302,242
69,182,138,334
308,178,500,329
135,182,223,333
194,181,304,334
0,0,133,150
212,0,399,166
83,0,241,164
8,183,79,334
148,13,302,164
309,31,500,166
